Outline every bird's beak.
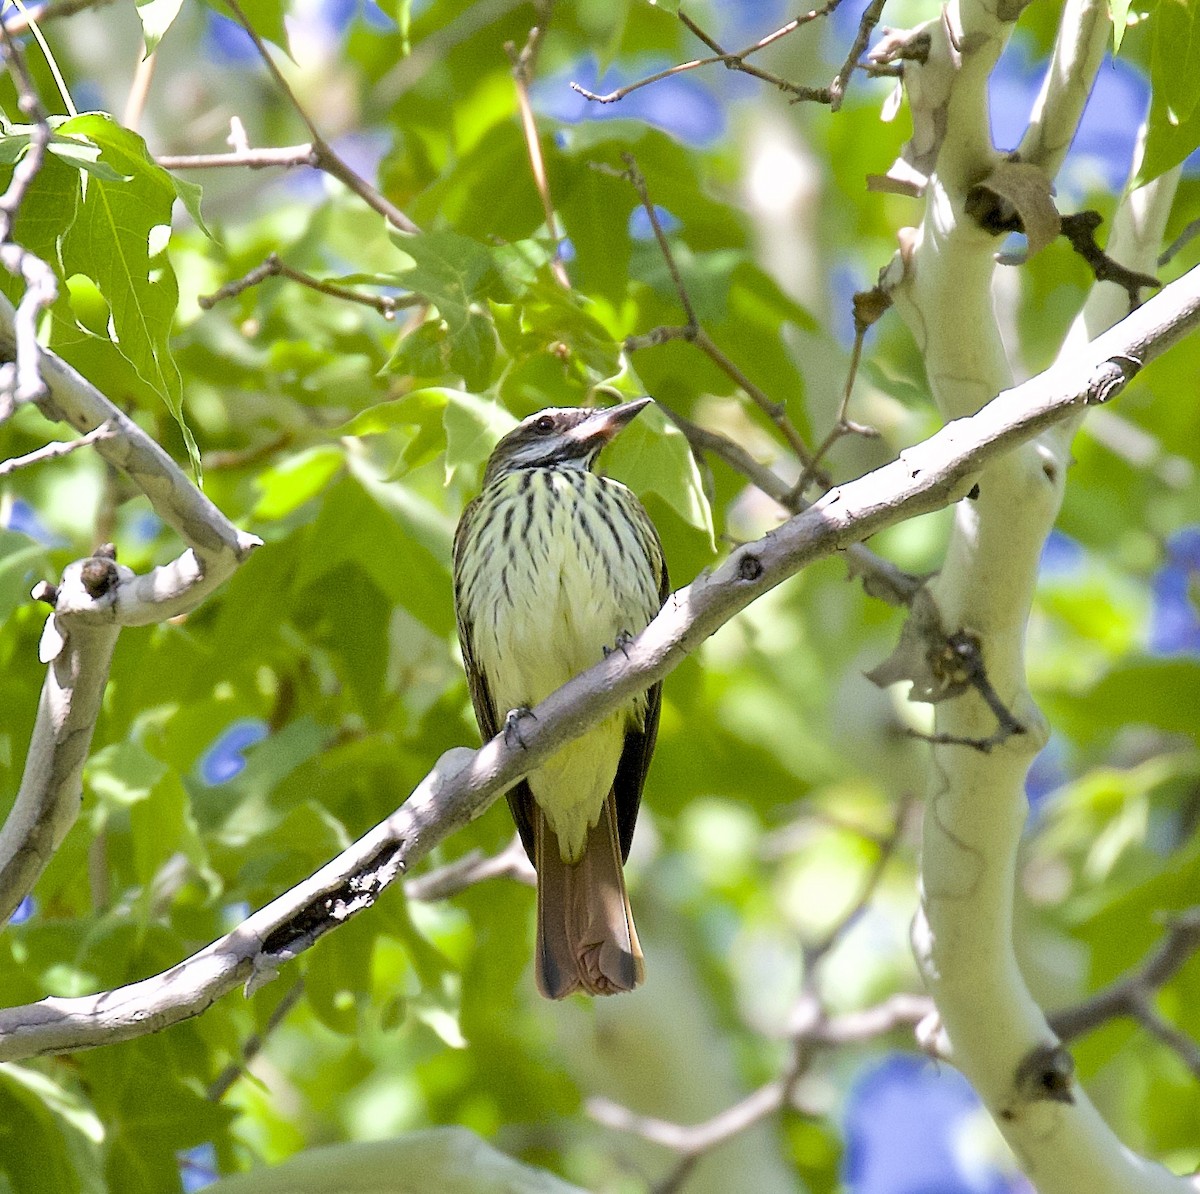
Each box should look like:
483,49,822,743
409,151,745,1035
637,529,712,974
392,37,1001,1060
570,397,653,448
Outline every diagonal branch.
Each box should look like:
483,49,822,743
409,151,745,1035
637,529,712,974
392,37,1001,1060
220,0,419,234
0,263,1197,1061
1049,908,1200,1045
198,253,422,318
612,154,822,474
505,10,571,289
571,0,882,109
1017,0,1110,179
658,403,921,608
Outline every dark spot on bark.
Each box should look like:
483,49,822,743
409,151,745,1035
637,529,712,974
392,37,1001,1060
738,554,763,582
81,558,118,599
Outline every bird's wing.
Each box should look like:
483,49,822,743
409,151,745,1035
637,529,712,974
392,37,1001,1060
453,495,539,861
611,505,670,862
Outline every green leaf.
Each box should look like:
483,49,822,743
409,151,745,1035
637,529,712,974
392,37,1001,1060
203,0,292,55
86,739,168,809
0,531,49,621
0,1065,104,1194
7,147,80,271
1077,659,1200,743
47,138,128,181
0,121,124,180
339,389,448,437
53,113,199,475
252,445,345,519
386,319,454,380
84,1041,234,1194
394,230,501,334
1138,0,1200,183
607,400,715,545
448,308,496,389
292,475,454,635
442,391,516,484
203,1130,589,1193
129,764,210,890
306,906,378,1034
168,172,213,240
388,233,551,387
1111,0,1133,50
1152,0,1200,125
135,0,185,52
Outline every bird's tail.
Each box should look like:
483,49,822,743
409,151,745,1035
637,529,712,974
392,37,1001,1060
534,792,644,999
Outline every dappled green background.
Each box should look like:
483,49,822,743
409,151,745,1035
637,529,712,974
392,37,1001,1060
1,0,1200,1191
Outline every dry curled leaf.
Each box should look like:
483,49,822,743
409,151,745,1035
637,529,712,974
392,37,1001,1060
964,161,1061,259
865,587,971,702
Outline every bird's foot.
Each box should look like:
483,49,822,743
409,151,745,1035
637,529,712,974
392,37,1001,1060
602,629,635,661
503,706,537,750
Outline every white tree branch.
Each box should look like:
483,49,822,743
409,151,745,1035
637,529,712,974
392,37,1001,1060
1017,0,1110,175
884,4,1194,1190
0,294,262,921
1,265,1197,1062
0,559,125,924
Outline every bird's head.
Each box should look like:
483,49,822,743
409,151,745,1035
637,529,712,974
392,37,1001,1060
482,398,652,487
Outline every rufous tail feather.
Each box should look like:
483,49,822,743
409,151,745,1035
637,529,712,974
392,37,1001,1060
534,793,644,999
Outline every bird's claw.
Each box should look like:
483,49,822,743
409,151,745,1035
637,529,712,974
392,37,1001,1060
503,706,537,750
602,629,635,661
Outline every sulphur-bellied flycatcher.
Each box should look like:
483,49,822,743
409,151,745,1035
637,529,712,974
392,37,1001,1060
453,399,668,998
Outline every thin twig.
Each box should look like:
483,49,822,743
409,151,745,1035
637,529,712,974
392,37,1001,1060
123,42,156,131
406,836,535,901
829,0,889,110
199,253,420,318
505,11,570,288
572,3,844,108
790,287,886,500
221,0,420,234
656,403,920,607
157,145,319,171
1060,210,1161,312
1159,217,1200,268
610,154,821,471
0,421,114,477
616,156,699,326
1,0,116,35
207,980,305,1101
814,992,933,1043
1049,908,1200,1043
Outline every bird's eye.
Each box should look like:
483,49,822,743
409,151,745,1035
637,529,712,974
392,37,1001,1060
533,415,555,435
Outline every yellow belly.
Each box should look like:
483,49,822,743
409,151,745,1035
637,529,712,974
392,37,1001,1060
458,469,660,860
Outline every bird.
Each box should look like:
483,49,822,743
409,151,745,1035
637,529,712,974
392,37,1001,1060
452,398,668,998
